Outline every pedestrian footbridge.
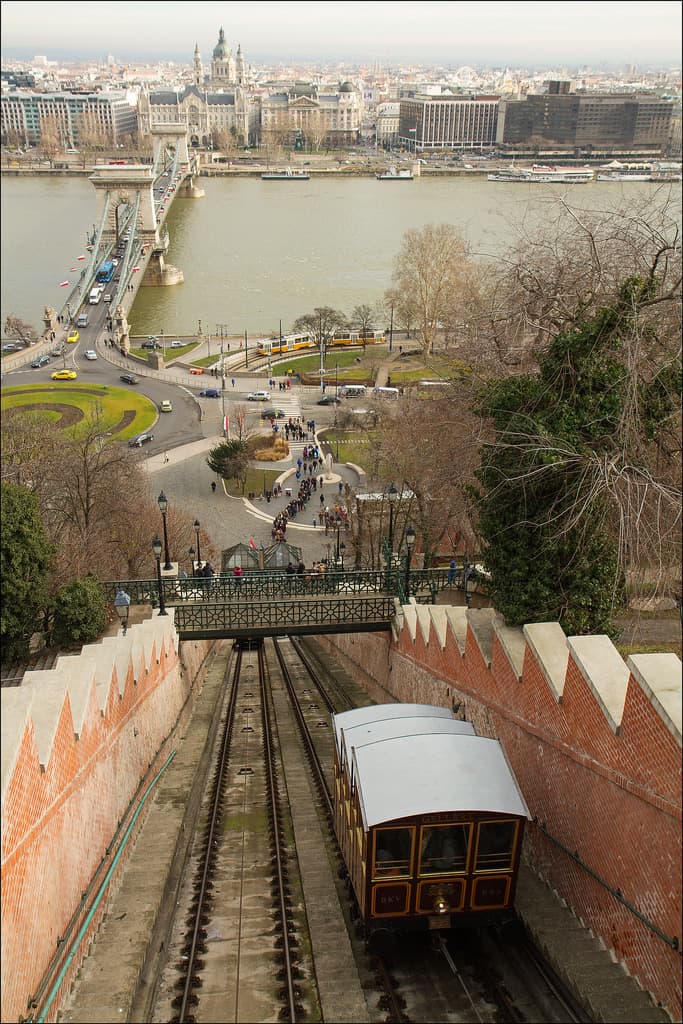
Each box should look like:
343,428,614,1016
104,566,468,640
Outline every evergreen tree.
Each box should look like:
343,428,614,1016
51,577,108,648
1,482,54,659
474,279,680,635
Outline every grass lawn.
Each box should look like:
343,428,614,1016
270,345,389,381
1,383,156,440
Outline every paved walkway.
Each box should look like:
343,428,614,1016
143,431,361,568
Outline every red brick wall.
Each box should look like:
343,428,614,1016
318,614,682,1018
0,620,215,1023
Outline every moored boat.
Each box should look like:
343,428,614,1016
377,167,413,180
488,164,594,184
261,167,310,180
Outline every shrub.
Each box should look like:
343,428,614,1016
51,577,108,648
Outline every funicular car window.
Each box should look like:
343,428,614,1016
474,820,517,872
372,827,414,878
419,824,471,875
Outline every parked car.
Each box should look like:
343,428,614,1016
247,390,271,401
67,329,79,344
51,343,66,356
199,388,220,398
31,355,50,368
160,399,173,412
261,407,286,418
128,433,154,448
120,373,139,385
169,340,185,349
84,350,97,361
52,369,78,380
317,395,341,406
190,367,204,375
2,342,21,352
76,314,89,328
141,338,162,350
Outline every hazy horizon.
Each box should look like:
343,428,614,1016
1,0,681,68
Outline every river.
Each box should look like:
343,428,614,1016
0,173,670,337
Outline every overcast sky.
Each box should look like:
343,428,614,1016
1,0,681,66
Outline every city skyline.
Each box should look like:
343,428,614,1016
1,0,681,67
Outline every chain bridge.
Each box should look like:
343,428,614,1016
58,124,201,327
103,565,469,640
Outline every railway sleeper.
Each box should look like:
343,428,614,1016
171,992,199,1008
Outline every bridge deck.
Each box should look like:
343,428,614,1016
105,566,470,639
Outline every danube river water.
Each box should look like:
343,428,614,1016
0,173,669,336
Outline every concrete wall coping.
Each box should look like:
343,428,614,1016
415,604,433,645
21,658,95,768
523,622,569,702
444,606,468,654
402,602,418,641
0,616,177,797
493,614,527,680
628,653,682,745
428,605,450,649
567,635,630,733
466,607,497,666
1,689,34,799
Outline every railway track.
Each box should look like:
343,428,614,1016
136,637,592,1024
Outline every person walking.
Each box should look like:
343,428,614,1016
203,561,214,594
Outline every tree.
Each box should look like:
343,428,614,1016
1,482,55,659
4,314,38,345
370,389,480,566
292,307,348,352
51,576,107,648
207,439,249,492
383,287,418,342
389,224,471,354
350,303,378,349
474,277,681,634
39,115,61,167
0,406,199,585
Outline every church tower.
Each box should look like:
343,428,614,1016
193,43,203,88
211,26,235,87
236,43,245,86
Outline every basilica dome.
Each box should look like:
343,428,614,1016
213,27,230,59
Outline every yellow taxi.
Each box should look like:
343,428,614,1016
51,369,78,381
67,329,79,344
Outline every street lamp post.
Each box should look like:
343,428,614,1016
404,526,416,597
157,491,172,570
387,482,399,553
194,519,202,567
388,301,394,353
114,588,131,635
339,541,346,569
152,536,167,615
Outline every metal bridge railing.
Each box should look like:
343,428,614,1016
104,564,468,611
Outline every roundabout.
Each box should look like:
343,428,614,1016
0,383,157,440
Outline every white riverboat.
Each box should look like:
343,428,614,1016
261,167,310,180
489,164,594,184
377,167,414,180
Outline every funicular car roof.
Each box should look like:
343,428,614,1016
341,717,475,778
332,703,452,758
350,732,531,831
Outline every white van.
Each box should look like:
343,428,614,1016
373,386,400,400
340,384,367,398
88,288,102,305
